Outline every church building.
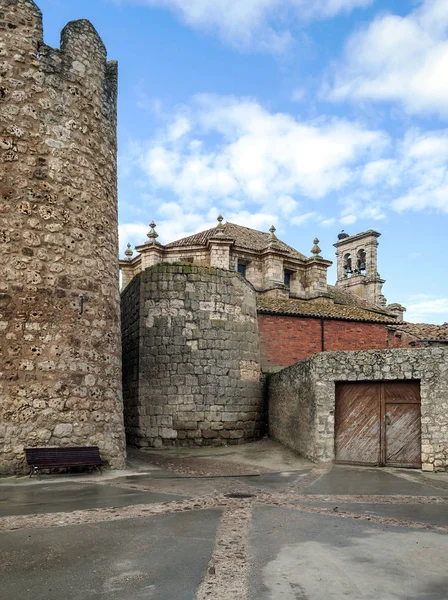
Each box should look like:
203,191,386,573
120,217,413,373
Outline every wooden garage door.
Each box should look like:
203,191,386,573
384,381,421,468
335,381,421,468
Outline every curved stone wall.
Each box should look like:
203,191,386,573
121,265,263,447
0,0,125,472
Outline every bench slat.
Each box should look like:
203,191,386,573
25,447,106,471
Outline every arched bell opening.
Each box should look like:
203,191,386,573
357,249,366,276
343,253,352,278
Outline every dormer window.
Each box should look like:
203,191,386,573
237,262,247,278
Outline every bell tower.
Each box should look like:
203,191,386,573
334,230,386,307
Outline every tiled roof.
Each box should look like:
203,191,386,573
388,322,448,341
256,296,397,323
165,222,308,260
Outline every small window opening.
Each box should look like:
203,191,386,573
284,270,292,288
36,42,41,60
237,263,247,278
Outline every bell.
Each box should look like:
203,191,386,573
359,261,366,270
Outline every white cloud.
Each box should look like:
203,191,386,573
290,212,318,225
278,195,299,216
133,94,387,216
361,159,397,187
406,297,448,323
120,203,287,251
340,214,357,225
391,129,448,212
324,0,448,117
118,222,149,255
130,0,372,52
224,210,278,231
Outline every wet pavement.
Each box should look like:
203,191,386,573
305,465,448,497
250,507,448,600
1,509,221,600
0,444,447,600
0,482,184,517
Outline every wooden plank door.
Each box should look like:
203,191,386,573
383,381,421,468
335,382,380,465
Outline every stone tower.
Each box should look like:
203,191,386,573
121,265,263,449
0,0,125,473
334,230,386,307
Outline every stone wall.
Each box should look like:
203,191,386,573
269,348,448,471
121,275,141,447
121,265,263,447
0,0,125,473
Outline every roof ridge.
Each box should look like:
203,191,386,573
164,221,308,260
256,295,397,324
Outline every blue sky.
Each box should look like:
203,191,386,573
38,0,448,323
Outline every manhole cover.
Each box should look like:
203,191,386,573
225,493,255,499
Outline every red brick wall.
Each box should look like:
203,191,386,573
258,315,322,370
257,314,405,371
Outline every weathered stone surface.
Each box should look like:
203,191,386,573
269,348,448,472
121,265,263,447
0,0,126,473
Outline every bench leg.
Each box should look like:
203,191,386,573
29,466,40,479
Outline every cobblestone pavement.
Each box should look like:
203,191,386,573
1,450,448,600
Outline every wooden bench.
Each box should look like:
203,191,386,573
25,447,106,477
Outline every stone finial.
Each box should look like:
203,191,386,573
124,243,133,261
268,225,277,241
311,238,322,258
216,214,225,234
147,221,159,244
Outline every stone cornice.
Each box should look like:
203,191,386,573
333,229,381,248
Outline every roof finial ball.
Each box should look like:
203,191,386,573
268,225,277,240
216,214,225,230
147,221,159,244
311,238,322,258
124,243,133,260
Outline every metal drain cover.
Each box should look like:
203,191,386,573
225,492,255,499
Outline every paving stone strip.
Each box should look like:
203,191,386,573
0,497,221,533
196,502,252,600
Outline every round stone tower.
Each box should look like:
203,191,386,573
0,0,125,472
121,265,263,448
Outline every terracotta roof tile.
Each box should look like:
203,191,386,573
388,322,448,340
165,222,308,260
256,296,397,323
